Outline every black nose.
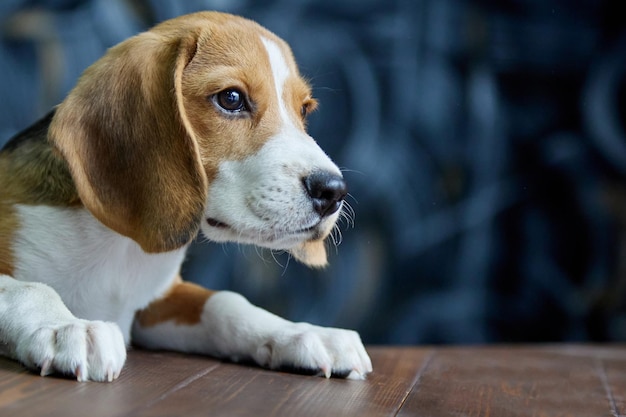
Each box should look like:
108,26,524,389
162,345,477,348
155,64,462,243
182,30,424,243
303,171,348,217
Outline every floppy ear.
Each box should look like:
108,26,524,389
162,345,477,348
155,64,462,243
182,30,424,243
290,240,328,268
49,30,207,253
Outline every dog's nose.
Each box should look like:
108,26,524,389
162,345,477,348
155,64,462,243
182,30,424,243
303,171,347,217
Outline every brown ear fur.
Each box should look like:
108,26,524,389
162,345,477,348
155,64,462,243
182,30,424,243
290,240,328,268
49,29,207,253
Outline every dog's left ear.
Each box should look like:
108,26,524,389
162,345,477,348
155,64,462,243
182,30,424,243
50,29,206,253
290,240,328,268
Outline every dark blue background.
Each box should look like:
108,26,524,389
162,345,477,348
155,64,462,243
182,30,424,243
2,0,626,345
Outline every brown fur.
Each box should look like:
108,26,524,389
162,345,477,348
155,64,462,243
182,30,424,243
291,240,329,268
49,28,207,254
135,277,215,327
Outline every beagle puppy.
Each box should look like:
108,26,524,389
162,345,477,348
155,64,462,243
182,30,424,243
0,11,371,382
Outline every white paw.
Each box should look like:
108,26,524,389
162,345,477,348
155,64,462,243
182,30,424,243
16,319,126,382
255,323,372,379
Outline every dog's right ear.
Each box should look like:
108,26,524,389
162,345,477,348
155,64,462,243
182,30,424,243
49,28,207,253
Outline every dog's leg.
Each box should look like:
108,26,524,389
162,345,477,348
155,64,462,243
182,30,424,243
0,275,126,381
133,280,372,379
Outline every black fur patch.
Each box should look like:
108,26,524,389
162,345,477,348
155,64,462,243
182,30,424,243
2,110,55,152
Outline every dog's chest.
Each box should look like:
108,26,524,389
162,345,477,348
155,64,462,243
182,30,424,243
11,205,187,339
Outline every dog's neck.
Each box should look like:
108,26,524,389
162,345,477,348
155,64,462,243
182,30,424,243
0,110,80,206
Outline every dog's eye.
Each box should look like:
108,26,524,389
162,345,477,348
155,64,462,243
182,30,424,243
215,89,247,113
300,99,317,120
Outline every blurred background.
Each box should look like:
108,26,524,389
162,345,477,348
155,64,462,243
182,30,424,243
2,0,626,345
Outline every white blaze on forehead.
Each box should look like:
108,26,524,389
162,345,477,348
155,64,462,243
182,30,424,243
261,36,296,129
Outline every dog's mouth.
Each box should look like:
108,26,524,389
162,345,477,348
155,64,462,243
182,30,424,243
205,217,321,243
206,218,229,229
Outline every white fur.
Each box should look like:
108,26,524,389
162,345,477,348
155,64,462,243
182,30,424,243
261,37,297,130
0,275,126,382
202,135,342,249
133,291,372,379
12,205,187,341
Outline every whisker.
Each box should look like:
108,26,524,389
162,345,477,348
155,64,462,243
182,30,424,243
329,227,338,247
339,166,365,174
273,250,291,276
338,211,352,229
339,201,355,229
345,192,359,207
220,242,230,256
269,249,285,270
236,242,250,263
254,245,272,266
337,224,344,244
196,234,211,245
329,227,341,255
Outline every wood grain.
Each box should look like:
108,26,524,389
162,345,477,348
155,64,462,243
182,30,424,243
399,346,620,417
0,345,625,417
136,347,431,417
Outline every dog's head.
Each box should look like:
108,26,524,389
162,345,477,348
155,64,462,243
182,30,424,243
49,12,346,267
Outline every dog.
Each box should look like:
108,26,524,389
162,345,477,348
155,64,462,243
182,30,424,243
0,11,372,382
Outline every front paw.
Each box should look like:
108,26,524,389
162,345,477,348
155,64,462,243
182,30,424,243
16,320,126,382
255,323,372,379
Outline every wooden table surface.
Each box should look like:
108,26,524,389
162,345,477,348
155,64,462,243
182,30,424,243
1,345,625,416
